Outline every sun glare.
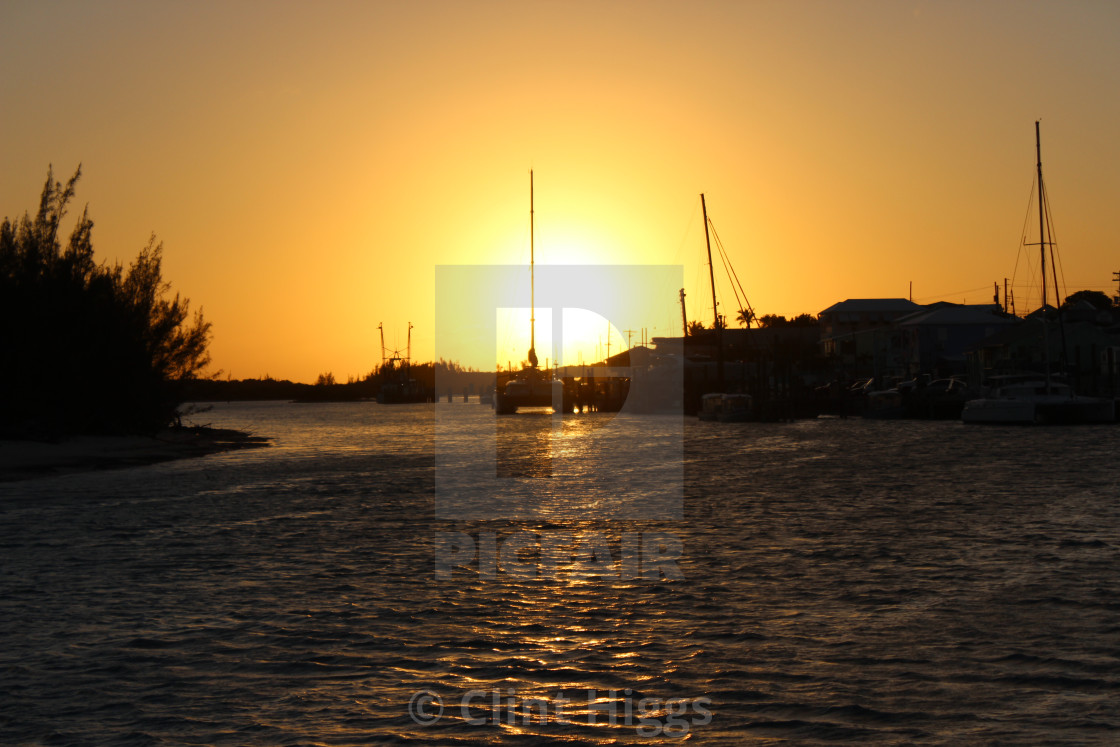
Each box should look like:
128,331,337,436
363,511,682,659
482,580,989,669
495,308,628,370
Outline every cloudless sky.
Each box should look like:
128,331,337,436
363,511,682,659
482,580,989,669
3,0,1119,379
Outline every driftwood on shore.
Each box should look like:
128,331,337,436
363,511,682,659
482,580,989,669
0,426,270,483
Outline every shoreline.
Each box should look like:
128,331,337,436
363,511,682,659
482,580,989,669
0,426,271,483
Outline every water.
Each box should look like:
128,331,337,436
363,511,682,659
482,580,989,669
2,402,1120,744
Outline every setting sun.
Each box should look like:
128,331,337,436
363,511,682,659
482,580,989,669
2,2,1118,379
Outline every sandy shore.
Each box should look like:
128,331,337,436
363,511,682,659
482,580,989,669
0,427,270,483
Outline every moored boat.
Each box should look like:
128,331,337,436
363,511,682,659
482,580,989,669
698,392,753,422
494,170,562,415
963,123,1115,425
962,376,1113,424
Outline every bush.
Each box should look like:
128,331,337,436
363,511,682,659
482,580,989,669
0,167,212,436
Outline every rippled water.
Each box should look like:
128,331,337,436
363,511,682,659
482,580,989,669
3,401,1120,744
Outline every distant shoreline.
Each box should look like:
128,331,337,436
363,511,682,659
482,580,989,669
0,426,270,483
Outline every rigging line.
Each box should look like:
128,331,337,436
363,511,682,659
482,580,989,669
1042,182,1068,302
711,225,742,321
716,239,742,319
913,285,993,302
708,218,756,321
1010,176,1036,299
712,223,746,314
708,221,742,313
672,199,701,266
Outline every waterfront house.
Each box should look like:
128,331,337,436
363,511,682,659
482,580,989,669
818,298,921,378
893,302,1017,378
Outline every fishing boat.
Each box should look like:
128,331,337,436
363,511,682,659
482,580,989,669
962,123,1114,425
494,171,561,415
376,322,433,404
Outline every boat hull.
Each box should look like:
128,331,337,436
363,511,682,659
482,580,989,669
963,395,1115,424
494,377,560,414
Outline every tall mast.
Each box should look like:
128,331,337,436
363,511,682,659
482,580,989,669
528,170,538,368
1036,121,1051,391
407,322,413,365
378,323,385,367
701,194,718,328
700,193,723,388
1037,121,1047,312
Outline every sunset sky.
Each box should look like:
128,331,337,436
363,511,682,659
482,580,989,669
3,1,1119,380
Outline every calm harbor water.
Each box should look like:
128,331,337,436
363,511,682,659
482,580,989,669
2,401,1120,745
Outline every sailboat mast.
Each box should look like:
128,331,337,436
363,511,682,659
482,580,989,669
700,193,724,389
529,170,538,367
701,194,718,328
1037,121,1047,311
1036,121,1051,391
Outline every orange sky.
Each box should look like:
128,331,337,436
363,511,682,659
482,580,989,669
3,1,1119,380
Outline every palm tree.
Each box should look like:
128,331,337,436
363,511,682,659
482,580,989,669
736,308,755,328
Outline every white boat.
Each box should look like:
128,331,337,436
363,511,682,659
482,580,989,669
962,377,1114,424
962,123,1115,425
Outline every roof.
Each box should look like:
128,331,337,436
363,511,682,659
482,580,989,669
819,298,920,315
896,304,1017,327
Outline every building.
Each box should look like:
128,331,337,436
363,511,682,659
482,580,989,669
893,303,1016,378
818,298,921,377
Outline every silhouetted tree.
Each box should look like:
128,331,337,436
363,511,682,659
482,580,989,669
756,313,818,328
0,166,212,436
757,314,788,328
1062,290,1113,312
735,309,755,327
686,321,707,336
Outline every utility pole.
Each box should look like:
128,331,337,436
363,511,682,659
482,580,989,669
1113,271,1120,305
679,288,688,336
993,281,999,307
1004,278,1009,314
624,329,635,350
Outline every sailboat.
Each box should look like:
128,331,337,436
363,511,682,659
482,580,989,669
962,123,1114,424
494,170,561,415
